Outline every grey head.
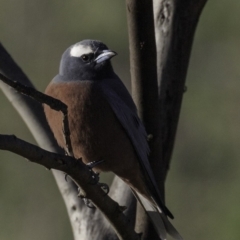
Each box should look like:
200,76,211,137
59,39,117,81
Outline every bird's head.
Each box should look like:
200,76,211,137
59,39,117,81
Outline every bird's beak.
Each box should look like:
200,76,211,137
94,50,117,64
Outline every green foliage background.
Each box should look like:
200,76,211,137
0,1,240,239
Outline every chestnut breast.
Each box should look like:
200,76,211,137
44,81,137,173
44,80,151,199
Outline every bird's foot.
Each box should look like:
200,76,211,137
86,159,104,185
97,182,109,195
87,168,100,185
86,160,109,195
86,159,105,168
82,197,95,208
77,187,95,209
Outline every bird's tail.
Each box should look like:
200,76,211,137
133,190,183,240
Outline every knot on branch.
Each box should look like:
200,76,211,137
157,0,172,33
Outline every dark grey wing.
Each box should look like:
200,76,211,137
100,76,150,160
99,77,173,218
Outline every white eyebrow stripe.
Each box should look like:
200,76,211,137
70,45,93,57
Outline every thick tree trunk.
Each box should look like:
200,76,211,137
126,0,208,239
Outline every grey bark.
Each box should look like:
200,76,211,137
126,0,208,239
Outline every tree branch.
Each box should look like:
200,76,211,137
0,72,74,156
126,0,208,239
0,134,139,240
126,1,161,239
154,0,208,179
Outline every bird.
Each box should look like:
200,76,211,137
44,39,183,240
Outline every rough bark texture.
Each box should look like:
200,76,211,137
126,0,208,239
154,0,208,180
125,1,161,238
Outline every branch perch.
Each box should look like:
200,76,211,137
126,1,163,239
0,72,73,156
0,134,139,240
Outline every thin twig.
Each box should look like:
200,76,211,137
0,72,73,156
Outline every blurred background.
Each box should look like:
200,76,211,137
0,0,240,239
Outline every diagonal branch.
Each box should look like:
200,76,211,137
0,134,139,240
0,72,73,156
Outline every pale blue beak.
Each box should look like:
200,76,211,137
94,50,117,64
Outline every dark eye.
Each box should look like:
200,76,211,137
81,54,91,62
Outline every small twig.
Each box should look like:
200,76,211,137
0,72,65,110
0,72,73,156
61,110,73,156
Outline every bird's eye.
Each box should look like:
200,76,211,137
81,54,90,62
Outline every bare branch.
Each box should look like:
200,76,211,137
125,1,161,239
126,0,159,124
0,134,139,240
126,0,208,239
0,72,74,156
154,0,208,179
